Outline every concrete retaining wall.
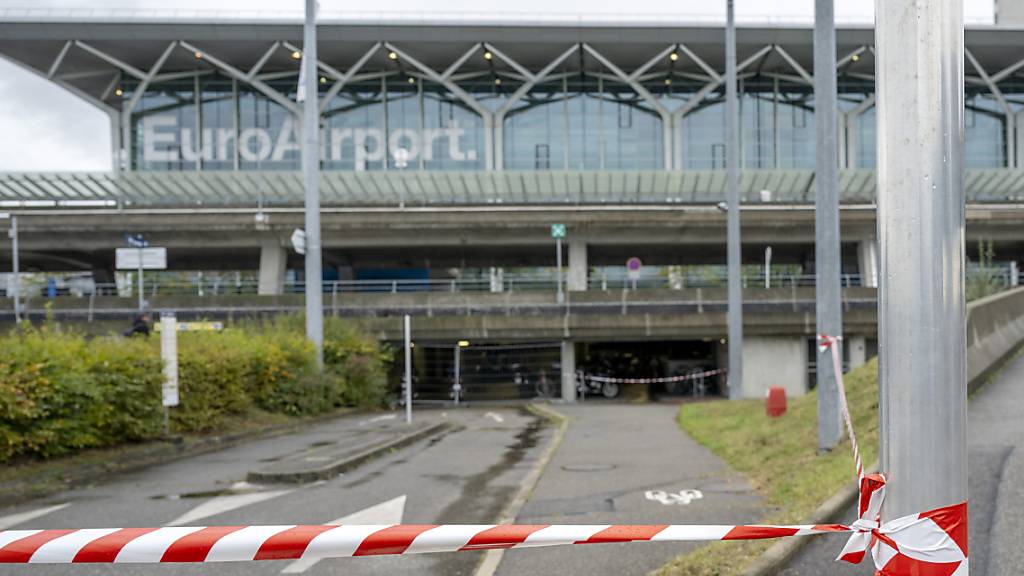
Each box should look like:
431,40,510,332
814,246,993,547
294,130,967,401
966,286,1024,389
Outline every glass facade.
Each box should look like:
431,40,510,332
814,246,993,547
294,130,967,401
127,70,1014,172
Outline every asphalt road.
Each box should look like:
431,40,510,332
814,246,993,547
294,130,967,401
781,352,1024,576
0,408,551,576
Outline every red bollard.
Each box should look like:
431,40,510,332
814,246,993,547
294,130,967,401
766,387,787,417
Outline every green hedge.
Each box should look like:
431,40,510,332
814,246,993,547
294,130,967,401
0,318,390,462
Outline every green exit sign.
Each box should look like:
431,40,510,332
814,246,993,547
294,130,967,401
550,224,566,239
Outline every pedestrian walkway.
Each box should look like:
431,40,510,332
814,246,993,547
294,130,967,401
781,352,1024,576
495,403,765,576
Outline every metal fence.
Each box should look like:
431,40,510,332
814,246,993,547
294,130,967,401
1,266,1018,299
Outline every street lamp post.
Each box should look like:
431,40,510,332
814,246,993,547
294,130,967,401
814,0,844,451
876,0,967,521
302,0,324,367
725,0,743,399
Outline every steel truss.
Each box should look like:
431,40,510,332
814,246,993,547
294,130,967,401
40,38,1024,171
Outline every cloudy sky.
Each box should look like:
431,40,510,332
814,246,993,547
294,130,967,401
0,0,997,172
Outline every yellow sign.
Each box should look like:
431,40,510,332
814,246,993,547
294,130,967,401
154,321,224,332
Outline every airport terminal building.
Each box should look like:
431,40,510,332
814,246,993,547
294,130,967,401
3,9,1024,399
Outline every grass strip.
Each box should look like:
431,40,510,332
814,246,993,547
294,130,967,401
653,359,879,576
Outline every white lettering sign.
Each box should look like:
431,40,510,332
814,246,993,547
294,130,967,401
140,114,477,165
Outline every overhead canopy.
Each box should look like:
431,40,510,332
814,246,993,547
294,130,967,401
1,169,1022,208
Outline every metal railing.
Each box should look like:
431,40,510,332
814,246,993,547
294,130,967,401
4,267,1017,300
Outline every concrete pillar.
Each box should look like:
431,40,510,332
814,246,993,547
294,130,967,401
848,335,868,369
567,240,588,291
258,239,288,295
560,340,577,402
489,267,504,293
857,238,879,287
738,336,809,399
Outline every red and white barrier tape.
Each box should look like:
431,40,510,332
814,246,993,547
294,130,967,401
0,336,966,575
818,334,967,576
586,368,725,385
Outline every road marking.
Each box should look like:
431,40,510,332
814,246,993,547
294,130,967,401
280,495,406,574
0,504,70,530
166,489,292,527
644,489,704,506
484,412,505,423
359,414,397,426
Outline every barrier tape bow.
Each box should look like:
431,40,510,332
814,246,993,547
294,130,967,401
0,336,966,575
818,334,968,576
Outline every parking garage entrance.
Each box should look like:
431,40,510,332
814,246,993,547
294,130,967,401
402,339,721,403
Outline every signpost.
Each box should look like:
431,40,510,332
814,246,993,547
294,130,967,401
551,224,566,303
453,340,469,406
404,314,413,424
626,257,642,290
160,313,179,436
115,242,166,311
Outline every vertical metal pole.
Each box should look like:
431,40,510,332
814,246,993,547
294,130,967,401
814,0,844,451
453,345,461,406
303,0,324,368
404,314,413,424
137,247,144,311
764,246,772,289
10,216,20,323
556,237,564,303
725,0,744,399
876,0,967,520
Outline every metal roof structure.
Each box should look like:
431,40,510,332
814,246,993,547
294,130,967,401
3,169,1024,208
1,16,1024,116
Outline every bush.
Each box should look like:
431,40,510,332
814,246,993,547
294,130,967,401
0,318,389,462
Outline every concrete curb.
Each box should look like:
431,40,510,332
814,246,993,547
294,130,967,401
472,402,570,576
246,421,450,484
742,462,879,576
0,408,360,508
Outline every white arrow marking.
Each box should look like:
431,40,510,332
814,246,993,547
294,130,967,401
484,412,505,423
359,414,397,426
281,495,406,574
166,489,292,527
0,503,70,530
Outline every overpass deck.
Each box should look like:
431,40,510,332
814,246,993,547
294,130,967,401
0,287,877,342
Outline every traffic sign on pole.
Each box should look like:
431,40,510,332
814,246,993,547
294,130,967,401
552,224,566,303
115,247,167,270
626,257,642,289
290,228,307,255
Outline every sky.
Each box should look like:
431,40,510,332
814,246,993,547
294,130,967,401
0,0,998,172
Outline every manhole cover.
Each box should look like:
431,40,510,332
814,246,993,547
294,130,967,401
561,463,616,472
